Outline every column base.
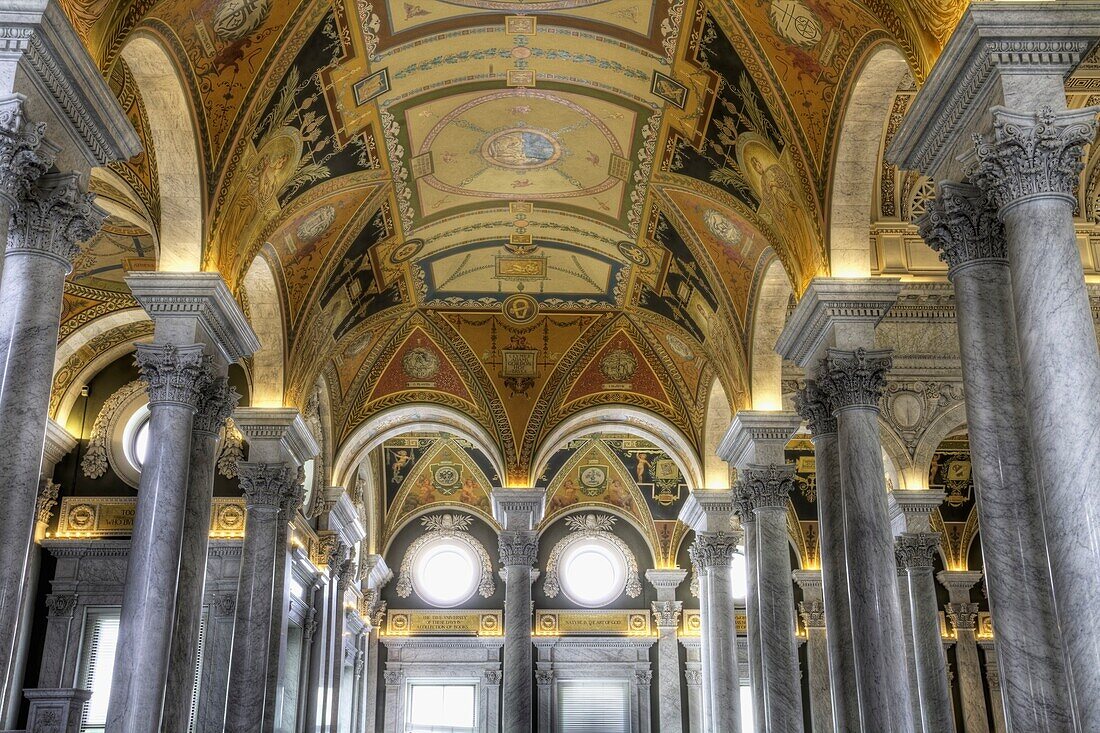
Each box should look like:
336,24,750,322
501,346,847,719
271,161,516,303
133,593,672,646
21,688,91,733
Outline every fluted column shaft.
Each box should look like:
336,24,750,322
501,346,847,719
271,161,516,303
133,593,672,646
918,180,1071,732
499,530,537,733
896,534,954,733
741,466,802,733
820,349,914,733
224,463,301,733
739,513,765,733
163,379,237,733
795,384,859,732
0,173,100,716
690,532,742,733
970,108,1100,729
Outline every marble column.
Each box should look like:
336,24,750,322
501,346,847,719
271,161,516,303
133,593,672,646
896,534,954,733
681,491,742,733
918,181,1071,732
492,489,545,733
741,465,803,733
793,570,833,733
978,643,1006,733
939,572,988,733
106,343,214,733
647,569,688,733
321,542,353,732
360,555,392,733
819,348,915,733
0,95,54,260
734,501,765,733
684,668,704,733
163,378,238,733
795,384,860,733
0,174,102,716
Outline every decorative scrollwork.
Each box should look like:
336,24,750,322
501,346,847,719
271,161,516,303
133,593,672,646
916,181,1005,270
80,380,145,479
542,513,641,600
395,513,495,599
794,380,836,437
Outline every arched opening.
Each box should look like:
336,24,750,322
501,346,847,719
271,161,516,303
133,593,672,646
703,379,732,490
750,258,793,411
241,254,286,407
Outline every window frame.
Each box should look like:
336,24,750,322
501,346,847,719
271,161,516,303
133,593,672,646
403,679,480,733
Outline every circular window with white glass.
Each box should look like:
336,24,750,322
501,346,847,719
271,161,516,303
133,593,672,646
558,538,628,607
412,537,480,608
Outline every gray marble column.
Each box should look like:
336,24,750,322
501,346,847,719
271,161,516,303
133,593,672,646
224,463,302,733
163,379,238,733
978,642,1006,733
896,534,954,733
535,669,553,731
819,348,915,733
918,181,1071,732
684,668,704,733
321,542,354,732
795,383,860,733
648,569,688,733
794,570,833,733
492,488,544,733
106,344,215,733
0,174,101,715
970,106,1100,730
741,466,802,733
735,502,765,733
689,531,743,733
939,572,988,733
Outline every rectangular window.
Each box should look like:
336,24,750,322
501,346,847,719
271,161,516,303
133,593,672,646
76,607,121,733
405,682,478,733
555,679,629,733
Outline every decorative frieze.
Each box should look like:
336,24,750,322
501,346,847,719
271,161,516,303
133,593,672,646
916,181,1005,270
819,348,893,409
498,529,539,567
384,609,501,637
8,173,104,264
895,532,942,570
53,496,247,538
534,609,651,636
688,531,741,569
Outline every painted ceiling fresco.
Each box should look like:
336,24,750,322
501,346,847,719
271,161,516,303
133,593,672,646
57,0,975,486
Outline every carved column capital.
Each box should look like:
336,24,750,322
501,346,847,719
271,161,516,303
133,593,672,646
799,599,826,629
35,478,59,525
45,593,77,617
741,463,796,510
971,105,1097,212
484,669,502,685
8,172,105,266
383,669,405,686
535,669,554,686
498,529,539,567
917,182,1007,270
895,532,941,571
794,380,837,436
733,479,755,524
0,98,53,206
135,343,213,409
946,602,980,632
684,669,703,686
634,669,653,686
193,377,241,436
651,599,683,629
819,348,892,410
237,461,297,510
689,530,741,569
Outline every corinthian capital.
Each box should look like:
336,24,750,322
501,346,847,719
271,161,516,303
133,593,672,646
0,98,53,206
799,599,826,629
8,173,105,265
651,599,683,629
971,106,1097,211
895,532,941,571
688,530,741,569
741,463,796,510
946,602,980,632
794,380,836,437
193,377,241,436
819,348,892,409
917,182,1006,270
733,479,755,525
237,461,297,509
135,343,212,409
498,530,539,567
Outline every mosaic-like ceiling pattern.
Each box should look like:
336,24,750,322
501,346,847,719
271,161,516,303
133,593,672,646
57,0,970,482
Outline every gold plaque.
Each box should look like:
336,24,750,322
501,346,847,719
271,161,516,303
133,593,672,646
507,70,536,88
680,609,745,636
54,497,246,539
384,609,503,636
534,610,651,636
505,16,536,34
496,257,546,279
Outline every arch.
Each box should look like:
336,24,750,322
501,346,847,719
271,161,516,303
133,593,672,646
531,406,703,492
750,257,793,410
828,45,909,277
241,254,286,407
121,34,204,272
911,402,969,489
702,378,732,490
332,404,507,491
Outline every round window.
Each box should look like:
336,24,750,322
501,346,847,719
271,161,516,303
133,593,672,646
122,405,151,472
412,538,479,608
559,539,627,607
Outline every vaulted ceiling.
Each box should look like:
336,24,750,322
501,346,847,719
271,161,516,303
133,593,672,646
58,0,966,483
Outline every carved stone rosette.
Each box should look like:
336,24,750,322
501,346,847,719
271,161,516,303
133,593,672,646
135,343,212,409
741,463,796,510
0,98,53,207
651,599,682,629
895,532,941,571
799,599,826,629
946,602,980,632
688,530,741,569
237,461,297,509
193,378,241,436
498,530,539,567
971,106,1097,210
8,173,105,265
917,182,1006,271
794,380,837,436
819,348,892,410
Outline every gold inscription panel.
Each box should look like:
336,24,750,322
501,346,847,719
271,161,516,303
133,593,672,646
55,497,246,538
534,609,651,636
385,610,502,636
